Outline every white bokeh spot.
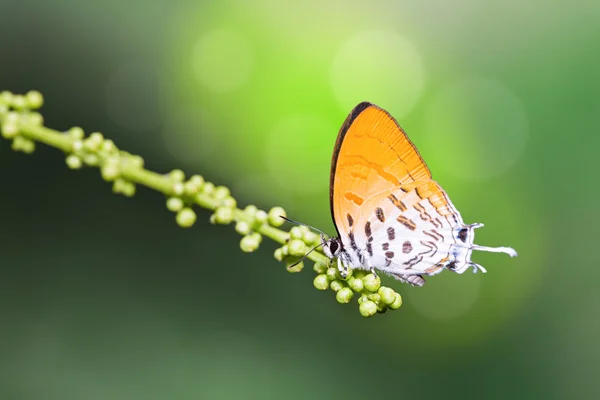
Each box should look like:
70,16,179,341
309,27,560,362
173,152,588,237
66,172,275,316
424,78,528,181
330,30,425,117
193,29,253,93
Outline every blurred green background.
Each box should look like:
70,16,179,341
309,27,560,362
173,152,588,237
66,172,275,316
0,0,598,398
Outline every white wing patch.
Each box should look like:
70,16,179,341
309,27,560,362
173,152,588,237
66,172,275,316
340,184,516,284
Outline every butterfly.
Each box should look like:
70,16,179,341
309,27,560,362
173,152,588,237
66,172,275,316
316,101,517,287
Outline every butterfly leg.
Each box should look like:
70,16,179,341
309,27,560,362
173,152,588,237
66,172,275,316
337,257,349,278
363,259,378,278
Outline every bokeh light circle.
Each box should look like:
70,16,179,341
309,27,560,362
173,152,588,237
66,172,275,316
192,29,253,93
423,78,528,181
330,30,425,117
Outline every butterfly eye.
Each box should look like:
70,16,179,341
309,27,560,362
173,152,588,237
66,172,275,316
329,239,340,256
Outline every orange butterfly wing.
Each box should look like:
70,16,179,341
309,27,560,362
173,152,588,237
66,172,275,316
330,102,436,235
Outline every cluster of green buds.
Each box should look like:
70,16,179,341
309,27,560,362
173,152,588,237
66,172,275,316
313,265,402,317
274,224,320,273
274,225,403,317
0,90,44,153
0,89,405,318
68,128,143,197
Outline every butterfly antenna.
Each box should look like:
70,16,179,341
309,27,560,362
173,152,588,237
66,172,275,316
279,216,329,238
287,242,325,269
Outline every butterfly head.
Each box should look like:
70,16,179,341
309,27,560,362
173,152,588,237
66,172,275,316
321,234,342,258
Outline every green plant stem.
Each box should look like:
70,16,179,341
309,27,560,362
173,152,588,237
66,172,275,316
15,119,328,264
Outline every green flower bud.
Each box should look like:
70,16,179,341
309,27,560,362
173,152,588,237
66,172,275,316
289,226,303,240
101,163,120,181
302,230,319,245
169,169,185,182
240,233,261,252
202,182,215,194
10,136,23,151
367,293,380,303
235,221,251,235
72,140,84,152
212,206,234,224
313,274,329,290
255,210,268,224
25,90,43,109
101,139,116,153
348,277,364,292
0,91,12,103
84,132,103,151
189,175,204,187
378,286,396,305
244,205,258,217
274,248,284,261
313,261,328,274
122,182,136,197
1,122,18,139
68,127,85,139
130,155,144,167
82,154,99,166
286,260,304,273
11,95,26,110
89,131,104,143
389,293,403,310
176,207,197,228
287,240,306,257
26,112,43,126
267,206,286,227
172,182,185,196
0,104,8,115
166,197,184,212
112,179,124,193
213,186,230,200
363,273,381,292
16,137,35,153
221,197,236,209
65,154,82,169
184,181,199,196
336,287,354,304
329,279,344,292
359,300,378,317
326,267,337,281
5,111,18,124
357,294,369,304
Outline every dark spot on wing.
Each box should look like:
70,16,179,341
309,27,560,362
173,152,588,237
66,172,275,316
388,193,407,211
346,214,353,227
375,207,385,222
365,221,372,238
397,216,416,231
458,228,468,243
387,227,395,241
